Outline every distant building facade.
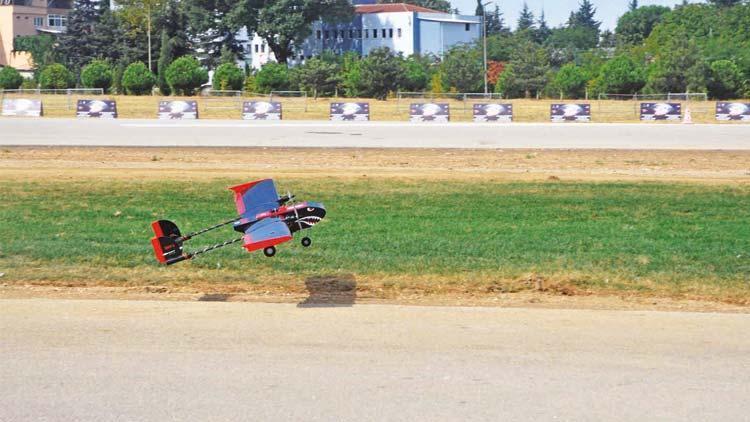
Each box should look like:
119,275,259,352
247,1,481,70
0,0,72,71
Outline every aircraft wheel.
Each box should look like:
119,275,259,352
263,246,277,257
301,237,312,248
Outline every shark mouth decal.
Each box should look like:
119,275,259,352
295,216,322,227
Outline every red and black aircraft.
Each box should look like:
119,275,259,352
151,179,326,265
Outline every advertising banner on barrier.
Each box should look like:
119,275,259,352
551,104,591,122
76,100,118,118
158,100,199,119
242,101,282,120
1,99,43,117
330,102,370,121
410,103,450,122
716,102,750,121
473,103,513,122
640,103,681,121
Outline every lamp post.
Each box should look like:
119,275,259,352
482,1,492,95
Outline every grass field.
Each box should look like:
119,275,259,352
2,176,748,303
2,93,746,123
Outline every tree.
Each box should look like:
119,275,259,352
536,10,552,44
441,46,484,93
255,62,290,93
377,0,451,13
293,58,339,98
645,36,704,93
498,39,549,98
595,54,646,94
55,0,104,73
183,0,246,67
12,35,56,71
401,55,433,92
80,60,114,91
616,5,671,46
708,60,745,99
0,66,24,90
569,0,601,30
238,0,354,65
485,5,510,36
213,62,245,91
340,51,363,97
157,31,174,95
707,0,742,7
38,64,75,89
114,0,164,71
551,63,589,98
517,2,535,31
358,47,403,100
629,0,638,11
122,61,157,94
165,56,208,95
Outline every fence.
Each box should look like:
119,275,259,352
199,90,308,113
0,88,105,110
396,91,505,114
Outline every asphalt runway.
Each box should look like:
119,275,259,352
1,119,750,149
1,299,748,421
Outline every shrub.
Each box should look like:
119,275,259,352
166,56,208,96
38,63,74,89
121,62,156,95
212,63,245,91
255,62,289,93
80,59,113,91
243,74,256,93
0,66,24,90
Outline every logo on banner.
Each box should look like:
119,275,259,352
473,103,513,122
640,103,681,121
76,100,118,118
551,104,591,122
716,102,750,121
158,101,199,119
330,102,370,121
242,101,282,120
410,103,450,122
1,99,43,117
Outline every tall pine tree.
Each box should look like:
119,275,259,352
629,0,638,11
536,10,552,43
486,4,509,36
56,0,103,74
517,2,535,31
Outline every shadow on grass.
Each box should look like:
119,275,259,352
297,274,357,308
197,293,234,302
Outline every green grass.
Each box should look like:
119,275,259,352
1,178,749,299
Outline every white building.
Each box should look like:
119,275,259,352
247,2,481,70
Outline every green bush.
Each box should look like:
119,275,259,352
255,62,289,93
80,60,113,91
166,56,208,96
121,62,156,95
38,63,74,89
212,63,245,91
0,66,24,90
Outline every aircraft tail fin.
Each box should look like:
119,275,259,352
151,236,188,265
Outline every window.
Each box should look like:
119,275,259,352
254,44,259,53
324,30,330,39
300,54,304,61
358,29,363,38
382,29,386,38
364,29,369,38
260,44,265,53
373,29,377,38
33,16,43,26
397,28,402,38
465,23,470,31
388,28,393,38
316,30,321,39
349,29,354,38
47,14,67,28
339,30,345,38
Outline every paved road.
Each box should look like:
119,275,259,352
2,119,750,149
1,299,748,421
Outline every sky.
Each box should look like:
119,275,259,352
450,0,703,30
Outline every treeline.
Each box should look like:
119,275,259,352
2,0,749,100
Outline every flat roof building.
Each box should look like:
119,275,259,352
0,0,71,71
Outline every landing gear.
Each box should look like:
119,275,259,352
263,246,277,257
301,237,312,247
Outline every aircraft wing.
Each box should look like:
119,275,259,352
229,179,279,219
242,217,292,252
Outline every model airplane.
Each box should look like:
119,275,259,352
150,179,326,265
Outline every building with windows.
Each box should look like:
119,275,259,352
247,1,481,70
0,0,71,71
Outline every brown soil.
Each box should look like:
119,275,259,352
1,146,750,183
